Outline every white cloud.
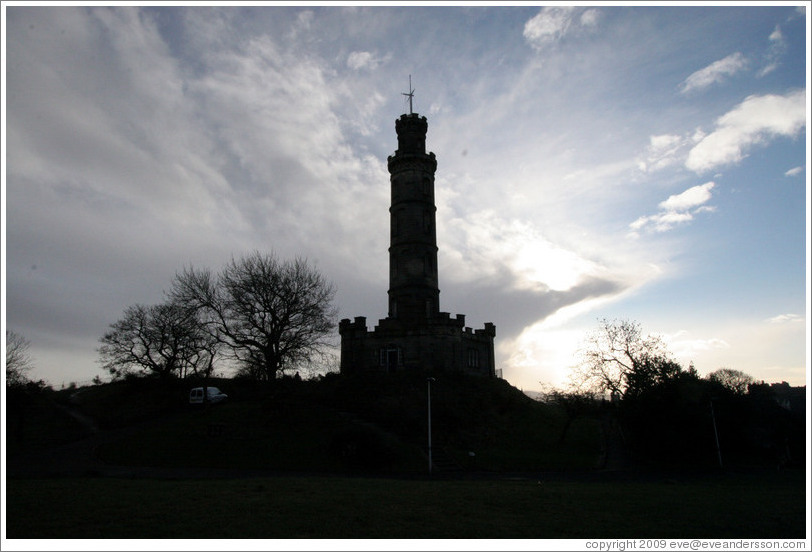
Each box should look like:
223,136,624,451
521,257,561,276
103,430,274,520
664,331,731,361
523,6,599,50
629,212,688,233
758,25,789,77
758,63,779,77
346,50,391,71
638,133,693,173
650,134,682,150
766,313,803,324
685,90,806,173
659,181,715,211
680,52,748,94
580,9,600,27
640,91,806,176
294,10,314,32
630,182,715,234
784,166,804,177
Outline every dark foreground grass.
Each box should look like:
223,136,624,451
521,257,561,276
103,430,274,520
6,470,806,539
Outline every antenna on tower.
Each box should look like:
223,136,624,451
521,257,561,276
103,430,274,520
402,75,415,114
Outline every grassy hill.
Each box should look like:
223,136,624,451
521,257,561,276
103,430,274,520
40,371,599,475
8,375,807,539
5,385,91,451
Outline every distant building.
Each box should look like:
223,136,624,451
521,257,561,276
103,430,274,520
339,108,496,377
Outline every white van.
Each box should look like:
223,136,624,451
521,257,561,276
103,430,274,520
189,387,228,405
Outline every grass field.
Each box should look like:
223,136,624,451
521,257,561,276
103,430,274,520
5,470,806,539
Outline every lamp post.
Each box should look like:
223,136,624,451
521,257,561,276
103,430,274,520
427,377,435,475
710,398,723,469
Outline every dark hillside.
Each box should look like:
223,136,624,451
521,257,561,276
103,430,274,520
11,373,600,476
6,385,91,452
305,371,599,471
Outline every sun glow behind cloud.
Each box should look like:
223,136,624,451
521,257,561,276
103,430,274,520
443,210,607,293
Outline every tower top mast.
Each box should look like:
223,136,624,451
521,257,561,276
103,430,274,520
402,74,415,114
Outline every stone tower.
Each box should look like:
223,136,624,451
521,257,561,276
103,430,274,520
387,113,439,324
339,104,496,377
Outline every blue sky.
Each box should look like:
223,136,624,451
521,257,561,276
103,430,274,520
3,4,808,391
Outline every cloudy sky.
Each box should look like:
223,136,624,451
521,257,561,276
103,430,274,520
3,4,808,390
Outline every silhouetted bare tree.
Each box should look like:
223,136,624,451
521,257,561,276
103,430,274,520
571,318,674,398
98,300,217,380
6,330,34,388
171,251,337,381
707,368,754,395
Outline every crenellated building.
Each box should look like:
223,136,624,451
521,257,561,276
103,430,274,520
339,106,496,377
